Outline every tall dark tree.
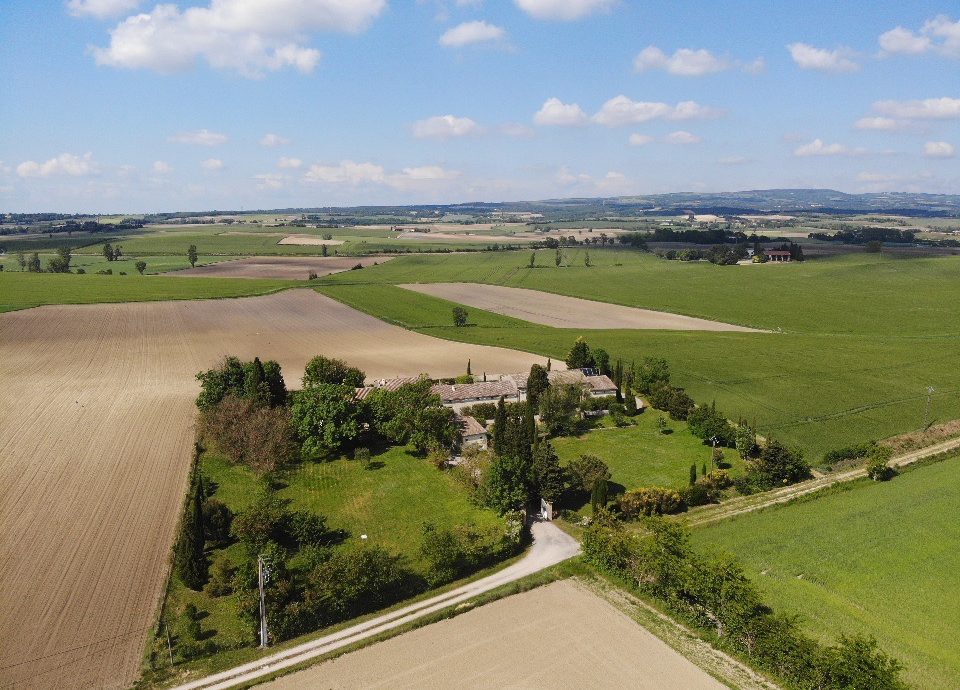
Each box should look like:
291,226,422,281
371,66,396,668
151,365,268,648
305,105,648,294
492,397,507,456
592,348,610,376
102,243,114,262
565,337,595,370
187,244,198,268
689,463,697,486
526,364,550,407
590,477,608,513
531,442,566,503
174,470,208,590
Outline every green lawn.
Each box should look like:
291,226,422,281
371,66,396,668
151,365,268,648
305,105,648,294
691,457,960,690
0,271,297,313
552,412,744,493
315,250,960,458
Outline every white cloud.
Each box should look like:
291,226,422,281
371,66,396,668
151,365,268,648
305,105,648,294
17,152,98,178
794,139,854,157
592,95,722,126
742,57,766,74
67,0,140,19
201,158,224,171
304,160,385,184
924,141,956,158
633,46,730,76
439,20,504,47
386,166,460,191
534,97,589,126
787,43,859,73
152,160,172,173
277,156,302,169
718,155,749,165
92,0,386,77
169,129,228,146
412,115,481,139
873,97,960,119
255,173,285,190
514,0,616,21
854,116,903,131
878,16,960,58
665,130,701,145
628,133,653,146
260,133,290,147
555,166,592,185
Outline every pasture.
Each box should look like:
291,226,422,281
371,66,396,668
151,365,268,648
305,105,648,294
0,289,545,689
317,250,960,457
552,412,745,493
691,457,960,690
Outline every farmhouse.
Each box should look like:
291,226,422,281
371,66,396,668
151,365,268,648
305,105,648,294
456,414,488,449
505,368,618,398
431,379,521,410
764,249,792,262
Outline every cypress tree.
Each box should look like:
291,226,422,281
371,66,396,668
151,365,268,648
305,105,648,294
524,401,537,447
546,358,552,372
174,470,208,590
492,397,507,456
702,461,708,477
689,463,697,486
591,477,608,514
467,359,471,376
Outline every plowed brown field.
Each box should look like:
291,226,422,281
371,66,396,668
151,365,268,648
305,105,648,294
172,256,390,280
0,290,546,689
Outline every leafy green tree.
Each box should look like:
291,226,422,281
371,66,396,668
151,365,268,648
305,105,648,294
747,439,810,488
538,383,581,436
174,470,208,590
202,498,234,546
584,251,591,267
15,251,25,271
819,635,907,690
135,260,147,274
102,243,114,261
525,364,550,407
187,244,198,268
365,379,451,453
409,405,458,454
302,355,365,388
452,306,469,327
566,454,611,493
528,251,536,268
649,385,695,421
590,477,608,513
196,356,286,410
687,403,736,446
243,357,271,407
690,463,697,486
555,248,562,267
27,252,41,272
592,347,610,376
565,337,595,369
531,442,566,502
635,357,670,394
46,247,72,273
291,384,362,457
481,454,532,513
624,394,637,416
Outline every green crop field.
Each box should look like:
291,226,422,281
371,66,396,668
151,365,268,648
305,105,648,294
316,250,960,458
552,412,745,495
0,252,227,274
691,456,960,690
0,272,297,313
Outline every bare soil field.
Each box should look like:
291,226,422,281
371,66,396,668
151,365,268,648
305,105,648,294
172,256,390,280
396,231,537,243
0,290,546,689
401,283,762,332
264,579,727,690
277,235,345,246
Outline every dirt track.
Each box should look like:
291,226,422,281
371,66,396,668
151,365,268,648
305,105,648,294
402,283,762,331
263,579,726,690
0,290,547,689
172,256,390,280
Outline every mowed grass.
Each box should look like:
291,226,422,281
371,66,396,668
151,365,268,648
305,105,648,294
316,251,960,457
691,457,960,690
552,412,745,493
0,271,297,313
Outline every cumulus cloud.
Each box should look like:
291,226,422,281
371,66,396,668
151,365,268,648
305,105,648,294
742,57,766,74
169,129,228,146
873,97,960,119
514,0,616,21
260,133,290,147
91,0,386,77
628,133,653,146
304,160,385,184
534,98,589,126
152,160,172,173
255,173,285,190
67,0,140,19
277,156,302,168
794,139,855,157
386,166,460,191
633,46,730,76
439,20,504,47
854,116,903,130
17,152,98,178
592,95,722,126
201,158,224,171
500,122,536,138
665,130,702,145
879,16,960,58
787,43,859,72
412,115,481,139
924,141,956,158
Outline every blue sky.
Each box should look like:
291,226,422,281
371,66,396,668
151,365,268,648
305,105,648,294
0,0,957,213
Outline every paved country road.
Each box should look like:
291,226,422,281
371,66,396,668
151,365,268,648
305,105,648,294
173,521,580,690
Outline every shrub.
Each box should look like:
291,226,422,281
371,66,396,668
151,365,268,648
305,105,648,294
618,486,684,517
461,402,496,422
648,385,695,421
202,498,234,546
687,403,736,447
735,424,760,458
566,454,611,493
746,439,810,489
204,555,236,596
75,267,86,274
420,521,522,586
823,441,876,465
302,355,365,388
307,271,318,280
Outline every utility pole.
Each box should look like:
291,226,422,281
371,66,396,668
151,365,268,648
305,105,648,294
258,554,270,649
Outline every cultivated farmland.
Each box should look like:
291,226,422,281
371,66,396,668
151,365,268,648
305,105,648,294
0,290,546,689
264,579,727,690
171,255,391,280
692,457,960,689
401,282,761,331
